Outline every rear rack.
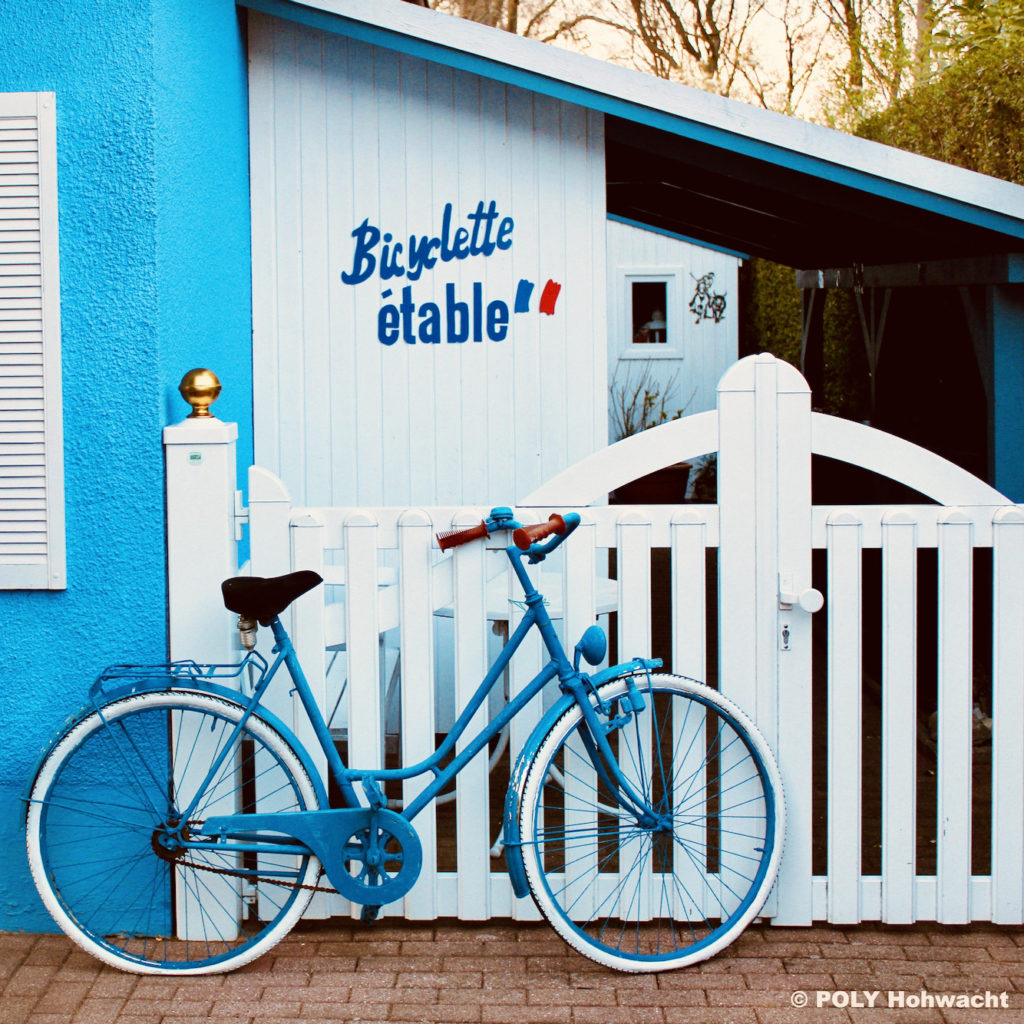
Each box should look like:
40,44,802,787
89,652,268,702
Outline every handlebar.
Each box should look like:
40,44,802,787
436,521,490,552
435,507,580,562
512,514,566,551
515,512,580,563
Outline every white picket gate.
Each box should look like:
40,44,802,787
164,353,1024,926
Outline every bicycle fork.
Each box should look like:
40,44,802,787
560,669,668,832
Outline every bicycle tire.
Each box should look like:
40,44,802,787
518,672,784,971
26,691,320,974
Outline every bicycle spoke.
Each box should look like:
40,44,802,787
29,796,157,833
93,714,168,821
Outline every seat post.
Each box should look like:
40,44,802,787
236,615,258,650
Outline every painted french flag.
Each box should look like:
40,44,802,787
539,279,561,315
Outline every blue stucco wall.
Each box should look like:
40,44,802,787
0,0,253,930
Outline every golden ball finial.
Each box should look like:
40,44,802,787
179,368,222,418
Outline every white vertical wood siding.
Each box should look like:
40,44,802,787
0,93,64,589
605,218,738,440
248,13,606,508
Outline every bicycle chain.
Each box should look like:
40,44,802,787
173,820,407,901
175,835,340,895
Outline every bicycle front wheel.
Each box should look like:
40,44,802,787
26,691,320,974
519,672,784,971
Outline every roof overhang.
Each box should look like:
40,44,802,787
239,0,1024,269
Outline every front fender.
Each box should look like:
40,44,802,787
503,702,570,898
503,692,591,898
501,658,660,896
22,677,330,817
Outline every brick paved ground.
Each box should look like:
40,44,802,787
2,919,1023,1024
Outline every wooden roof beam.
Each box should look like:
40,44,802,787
796,254,1024,290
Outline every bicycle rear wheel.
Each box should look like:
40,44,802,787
26,691,319,974
518,672,784,971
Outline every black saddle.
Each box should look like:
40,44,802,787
221,571,323,626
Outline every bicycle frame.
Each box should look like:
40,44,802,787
229,549,646,822
163,520,665,903
242,594,561,819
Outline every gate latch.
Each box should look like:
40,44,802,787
778,573,824,613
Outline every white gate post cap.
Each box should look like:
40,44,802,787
163,416,238,444
717,352,810,394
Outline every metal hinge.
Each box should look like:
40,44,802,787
234,490,249,542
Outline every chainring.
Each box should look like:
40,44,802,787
335,810,423,905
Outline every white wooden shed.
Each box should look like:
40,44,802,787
244,0,1024,504
247,8,741,508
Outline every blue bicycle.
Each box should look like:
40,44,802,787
25,508,784,974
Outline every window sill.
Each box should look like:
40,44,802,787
619,348,684,360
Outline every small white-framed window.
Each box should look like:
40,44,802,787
620,269,681,358
0,92,65,589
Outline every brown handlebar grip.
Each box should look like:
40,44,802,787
513,514,567,551
436,521,490,551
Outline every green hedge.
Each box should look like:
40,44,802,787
739,259,868,419
856,41,1024,184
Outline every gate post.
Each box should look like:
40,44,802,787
163,371,239,666
717,353,815,925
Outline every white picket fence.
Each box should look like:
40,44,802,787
164,353,1024,926
248,488,719,922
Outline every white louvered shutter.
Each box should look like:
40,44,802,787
0,93,64,589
